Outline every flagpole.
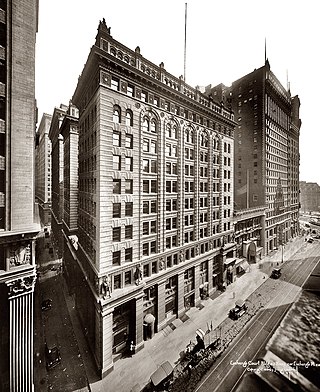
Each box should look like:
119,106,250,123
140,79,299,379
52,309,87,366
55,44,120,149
184,3,187,82
246,169,249,209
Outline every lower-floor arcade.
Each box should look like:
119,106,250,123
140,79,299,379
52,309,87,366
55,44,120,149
62,234,247,378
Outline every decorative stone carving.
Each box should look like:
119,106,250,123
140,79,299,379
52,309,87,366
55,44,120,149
7,275,36,298
10,244,31,267
159,257,165,271
100,275,111,299
134,263,143,285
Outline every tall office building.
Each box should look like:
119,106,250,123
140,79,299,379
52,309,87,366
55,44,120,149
35,113,52,226
220,60,301,254
0,1,40,391
63,19,244,377
48,104,68,259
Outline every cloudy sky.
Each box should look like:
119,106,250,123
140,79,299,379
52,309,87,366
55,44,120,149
36,0,319,185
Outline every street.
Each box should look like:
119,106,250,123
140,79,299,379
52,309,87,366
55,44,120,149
34,229,89,392
194,239,320,392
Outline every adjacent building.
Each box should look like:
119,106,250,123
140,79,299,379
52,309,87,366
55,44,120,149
63,19,243,377
0,1,40,391
48,104,68,259
300,181,320,213
35,113,52,226
208,60,301,255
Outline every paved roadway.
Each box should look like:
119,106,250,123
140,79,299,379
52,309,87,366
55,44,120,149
195,240,320,392
34,230,89,392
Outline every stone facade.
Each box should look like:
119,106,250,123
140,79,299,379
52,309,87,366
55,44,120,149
209,60,301,255
0,1,40,391
68,19,238,377
35,113,52,226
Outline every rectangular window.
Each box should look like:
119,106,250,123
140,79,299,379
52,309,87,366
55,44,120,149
150,160,157,173
125,271,132,285
125,202,133,216
113,155,121,170
113,179,121,194
125,179,133,194
150,141,157,154
150,221,157,234
143,180,149,193
166,238,171,249
125,157,133,171
125,225,133,239
143,139,150,152
127,84,134,97
166,163,171,174
143,159,149,173
113,131,121,147
143,243,149,256
143,201,149,214
111,77,119,91
113,203,121,218
114,274,121,289
150,241,156,254
141,91,147,102
172,181,177,193
112,250,121,265
150,200,157,213
150,180,157,193
125,134,133,149
113,227,121,242
172,163,177,175
172,217,177,229
172,236,177,247
143,222,149,235
125,247,133,262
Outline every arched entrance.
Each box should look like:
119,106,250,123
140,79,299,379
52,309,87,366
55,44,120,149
247,242,257,263
143,313,155,340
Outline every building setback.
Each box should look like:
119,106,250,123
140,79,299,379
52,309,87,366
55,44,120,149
35,113,52,226
0,0,40,391
64,19,245,377
209,60,301,254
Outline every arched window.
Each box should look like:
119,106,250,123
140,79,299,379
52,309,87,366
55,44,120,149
126,110,133,126
184,129,189,143
172,125,178,139
113,105,121,123
142,118,149,132
150,119,157,133
166,124,171,138
200,133,208,147
190,130,194,144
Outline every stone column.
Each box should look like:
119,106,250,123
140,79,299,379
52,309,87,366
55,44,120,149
207,257,213,294
6,274,36,392
177,271,185,318
156,280,166,331
134,293,144,353
194,265,200,306
99,305,114,378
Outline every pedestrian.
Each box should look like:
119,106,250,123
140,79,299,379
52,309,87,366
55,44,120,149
129,341,135,357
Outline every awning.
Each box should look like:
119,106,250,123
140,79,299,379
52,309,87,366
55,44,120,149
150,361,173,386
224,258,236,265
196,328,205,339
235,258,245,266
240,260,250,271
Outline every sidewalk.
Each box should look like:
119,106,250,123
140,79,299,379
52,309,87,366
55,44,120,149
68,237,305,392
